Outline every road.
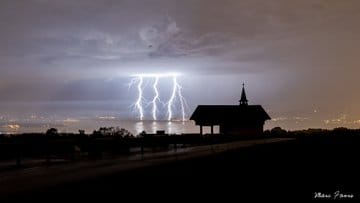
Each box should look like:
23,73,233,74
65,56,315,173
0,137,293,197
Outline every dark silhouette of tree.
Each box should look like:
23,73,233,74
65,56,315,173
333,127,349,136
91,127,133,137
92,129,103,137
114,127,133,137
139,130,147,137
263,129,271,136
46,128,58,136
270,127,287,137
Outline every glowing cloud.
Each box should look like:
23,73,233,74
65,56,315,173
132,72,181,78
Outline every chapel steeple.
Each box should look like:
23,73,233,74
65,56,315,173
239,83,248,106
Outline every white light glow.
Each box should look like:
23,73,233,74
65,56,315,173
129,72,187,121
132,72,181,78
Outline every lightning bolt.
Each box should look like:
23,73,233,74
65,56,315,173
176,81,186,121
166,76,188,121
167,76,177,121
134,76,144,120
129,72,188,121
151,77,160,120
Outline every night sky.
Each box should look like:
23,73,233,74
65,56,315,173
1,0,360,132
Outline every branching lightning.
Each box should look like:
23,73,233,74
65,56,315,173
176,80,187,121
167,76,177,121
129,72,188,121
151,77,160,120
134,76,144,120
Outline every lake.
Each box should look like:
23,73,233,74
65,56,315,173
0,118,206,135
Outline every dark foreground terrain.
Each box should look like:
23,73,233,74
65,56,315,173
2,135,360,202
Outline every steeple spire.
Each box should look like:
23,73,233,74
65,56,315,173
239,83,248,106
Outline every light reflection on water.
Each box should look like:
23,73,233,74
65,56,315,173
0,101,201,135
122,120,197,135
0,120,200,135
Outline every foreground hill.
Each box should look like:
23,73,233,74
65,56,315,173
1,134,359,201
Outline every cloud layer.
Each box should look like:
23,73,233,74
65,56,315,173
1,0,360,129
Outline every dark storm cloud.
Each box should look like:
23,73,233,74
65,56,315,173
1,0,357,74
1,0,360,129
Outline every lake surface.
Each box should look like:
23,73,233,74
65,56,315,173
0,101,204,135
0,118,205,135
